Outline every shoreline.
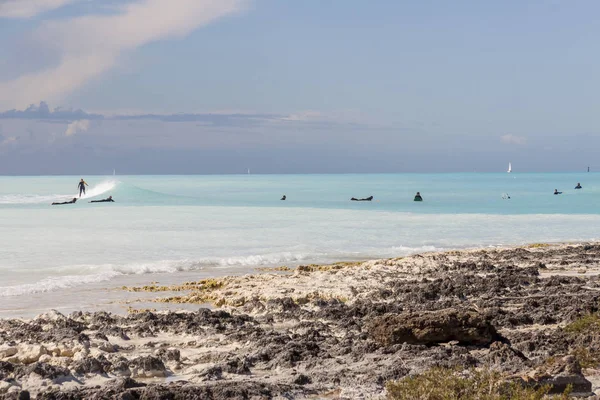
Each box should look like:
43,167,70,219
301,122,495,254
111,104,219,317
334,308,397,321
3,242,600,398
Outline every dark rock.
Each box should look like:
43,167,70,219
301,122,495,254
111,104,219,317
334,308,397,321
367,309,500,346
294,374,311,385
13,362,70,380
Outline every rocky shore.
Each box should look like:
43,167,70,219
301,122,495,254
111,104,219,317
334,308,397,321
3,243,600,399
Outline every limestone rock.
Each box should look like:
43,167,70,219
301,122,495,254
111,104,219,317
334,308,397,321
521,355,592,394
367,309,499,346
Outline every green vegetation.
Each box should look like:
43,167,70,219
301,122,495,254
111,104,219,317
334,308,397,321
386,367,573,400
526,243,551,248
564,313,600,334
571,347,600,369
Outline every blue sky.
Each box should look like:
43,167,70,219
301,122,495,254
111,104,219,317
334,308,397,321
0,0,599,174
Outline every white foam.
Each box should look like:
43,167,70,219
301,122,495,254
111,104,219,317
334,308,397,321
77,180,118,199
0,180,118,204
0,272,120,297
0,252,316,297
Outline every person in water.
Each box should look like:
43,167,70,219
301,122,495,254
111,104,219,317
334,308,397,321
414,192,423,201
90,196,114,203
281,195,286,200
52,198,77,205
575,183,582,189
78,179,88,197
554,189,562,195
351,196,373,201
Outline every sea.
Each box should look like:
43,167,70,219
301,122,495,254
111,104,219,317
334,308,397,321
0,173,598,318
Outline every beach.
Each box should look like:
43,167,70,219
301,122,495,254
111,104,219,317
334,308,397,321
2,242,600,398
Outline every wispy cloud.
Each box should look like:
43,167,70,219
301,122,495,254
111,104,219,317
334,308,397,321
500,134,527,145
0,0,247,109
64,119,89,136
0,0,77,18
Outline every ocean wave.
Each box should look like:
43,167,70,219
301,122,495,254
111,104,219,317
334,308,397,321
0,180,118,204
0,272,120,297
0,252,314,297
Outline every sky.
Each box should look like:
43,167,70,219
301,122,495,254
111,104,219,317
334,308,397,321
0,0,599,174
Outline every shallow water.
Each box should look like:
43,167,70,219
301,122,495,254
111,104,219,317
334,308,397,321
0,173,597,317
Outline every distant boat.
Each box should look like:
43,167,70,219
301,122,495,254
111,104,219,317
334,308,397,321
507,162,512,173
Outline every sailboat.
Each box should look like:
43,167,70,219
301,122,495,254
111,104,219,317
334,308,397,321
507,162,512,173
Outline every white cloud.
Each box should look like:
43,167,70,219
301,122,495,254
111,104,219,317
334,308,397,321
0,0,77,18
65,119,89,136
0,0,247,108
500,134,527,145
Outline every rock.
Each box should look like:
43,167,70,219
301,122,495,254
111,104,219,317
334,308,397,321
71,356,110,376
155,348,180,363
14,362,70,381
367,309,499,346
0,346,18,359
128,356,167,378
294,374,312,385
522,355,592,394
0,379,13,393
17,345,47,364
197,365,223,381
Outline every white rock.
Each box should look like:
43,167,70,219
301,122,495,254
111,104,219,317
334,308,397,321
38,354,52,363
0,380,12,393
0,345,18,359
18,344,47,364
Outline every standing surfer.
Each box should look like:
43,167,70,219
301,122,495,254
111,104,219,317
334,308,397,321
78,179,88,197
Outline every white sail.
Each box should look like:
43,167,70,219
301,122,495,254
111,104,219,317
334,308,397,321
507,162,512,173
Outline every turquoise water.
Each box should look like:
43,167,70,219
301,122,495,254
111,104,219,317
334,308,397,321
0,173,598,316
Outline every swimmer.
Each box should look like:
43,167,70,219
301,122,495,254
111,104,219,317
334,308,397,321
52,198,77,205
89,196,115,203
414,192,423,202
351,196,373,201
554,189,562,195
281,195,286,201
575,183,582,189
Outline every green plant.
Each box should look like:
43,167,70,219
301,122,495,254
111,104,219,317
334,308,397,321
386,367,554,400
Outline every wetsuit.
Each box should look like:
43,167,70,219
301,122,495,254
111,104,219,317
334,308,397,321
90,198,115,203
78,181,87,197
414,195,423,202
52,199,77,205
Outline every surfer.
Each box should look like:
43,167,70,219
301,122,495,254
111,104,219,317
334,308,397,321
52,198,77,205
554,189,562,195
281,195,286,201
351,196,373,201
575,183,582,189
78,179,88,197
414,192,423,202
90,196,114,203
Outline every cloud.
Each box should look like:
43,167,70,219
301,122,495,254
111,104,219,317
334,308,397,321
500,134,527,145
0,0,77,18
0,0,247,109
64,119,89,136
0,101,102,120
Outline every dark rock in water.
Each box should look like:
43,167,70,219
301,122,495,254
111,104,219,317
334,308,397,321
155,348,181,363
223,357,252,375
521,355,592,394
13,362,70,380
71,356,111,376
197,365,223,381
127,355,167,378
367,309,500,346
